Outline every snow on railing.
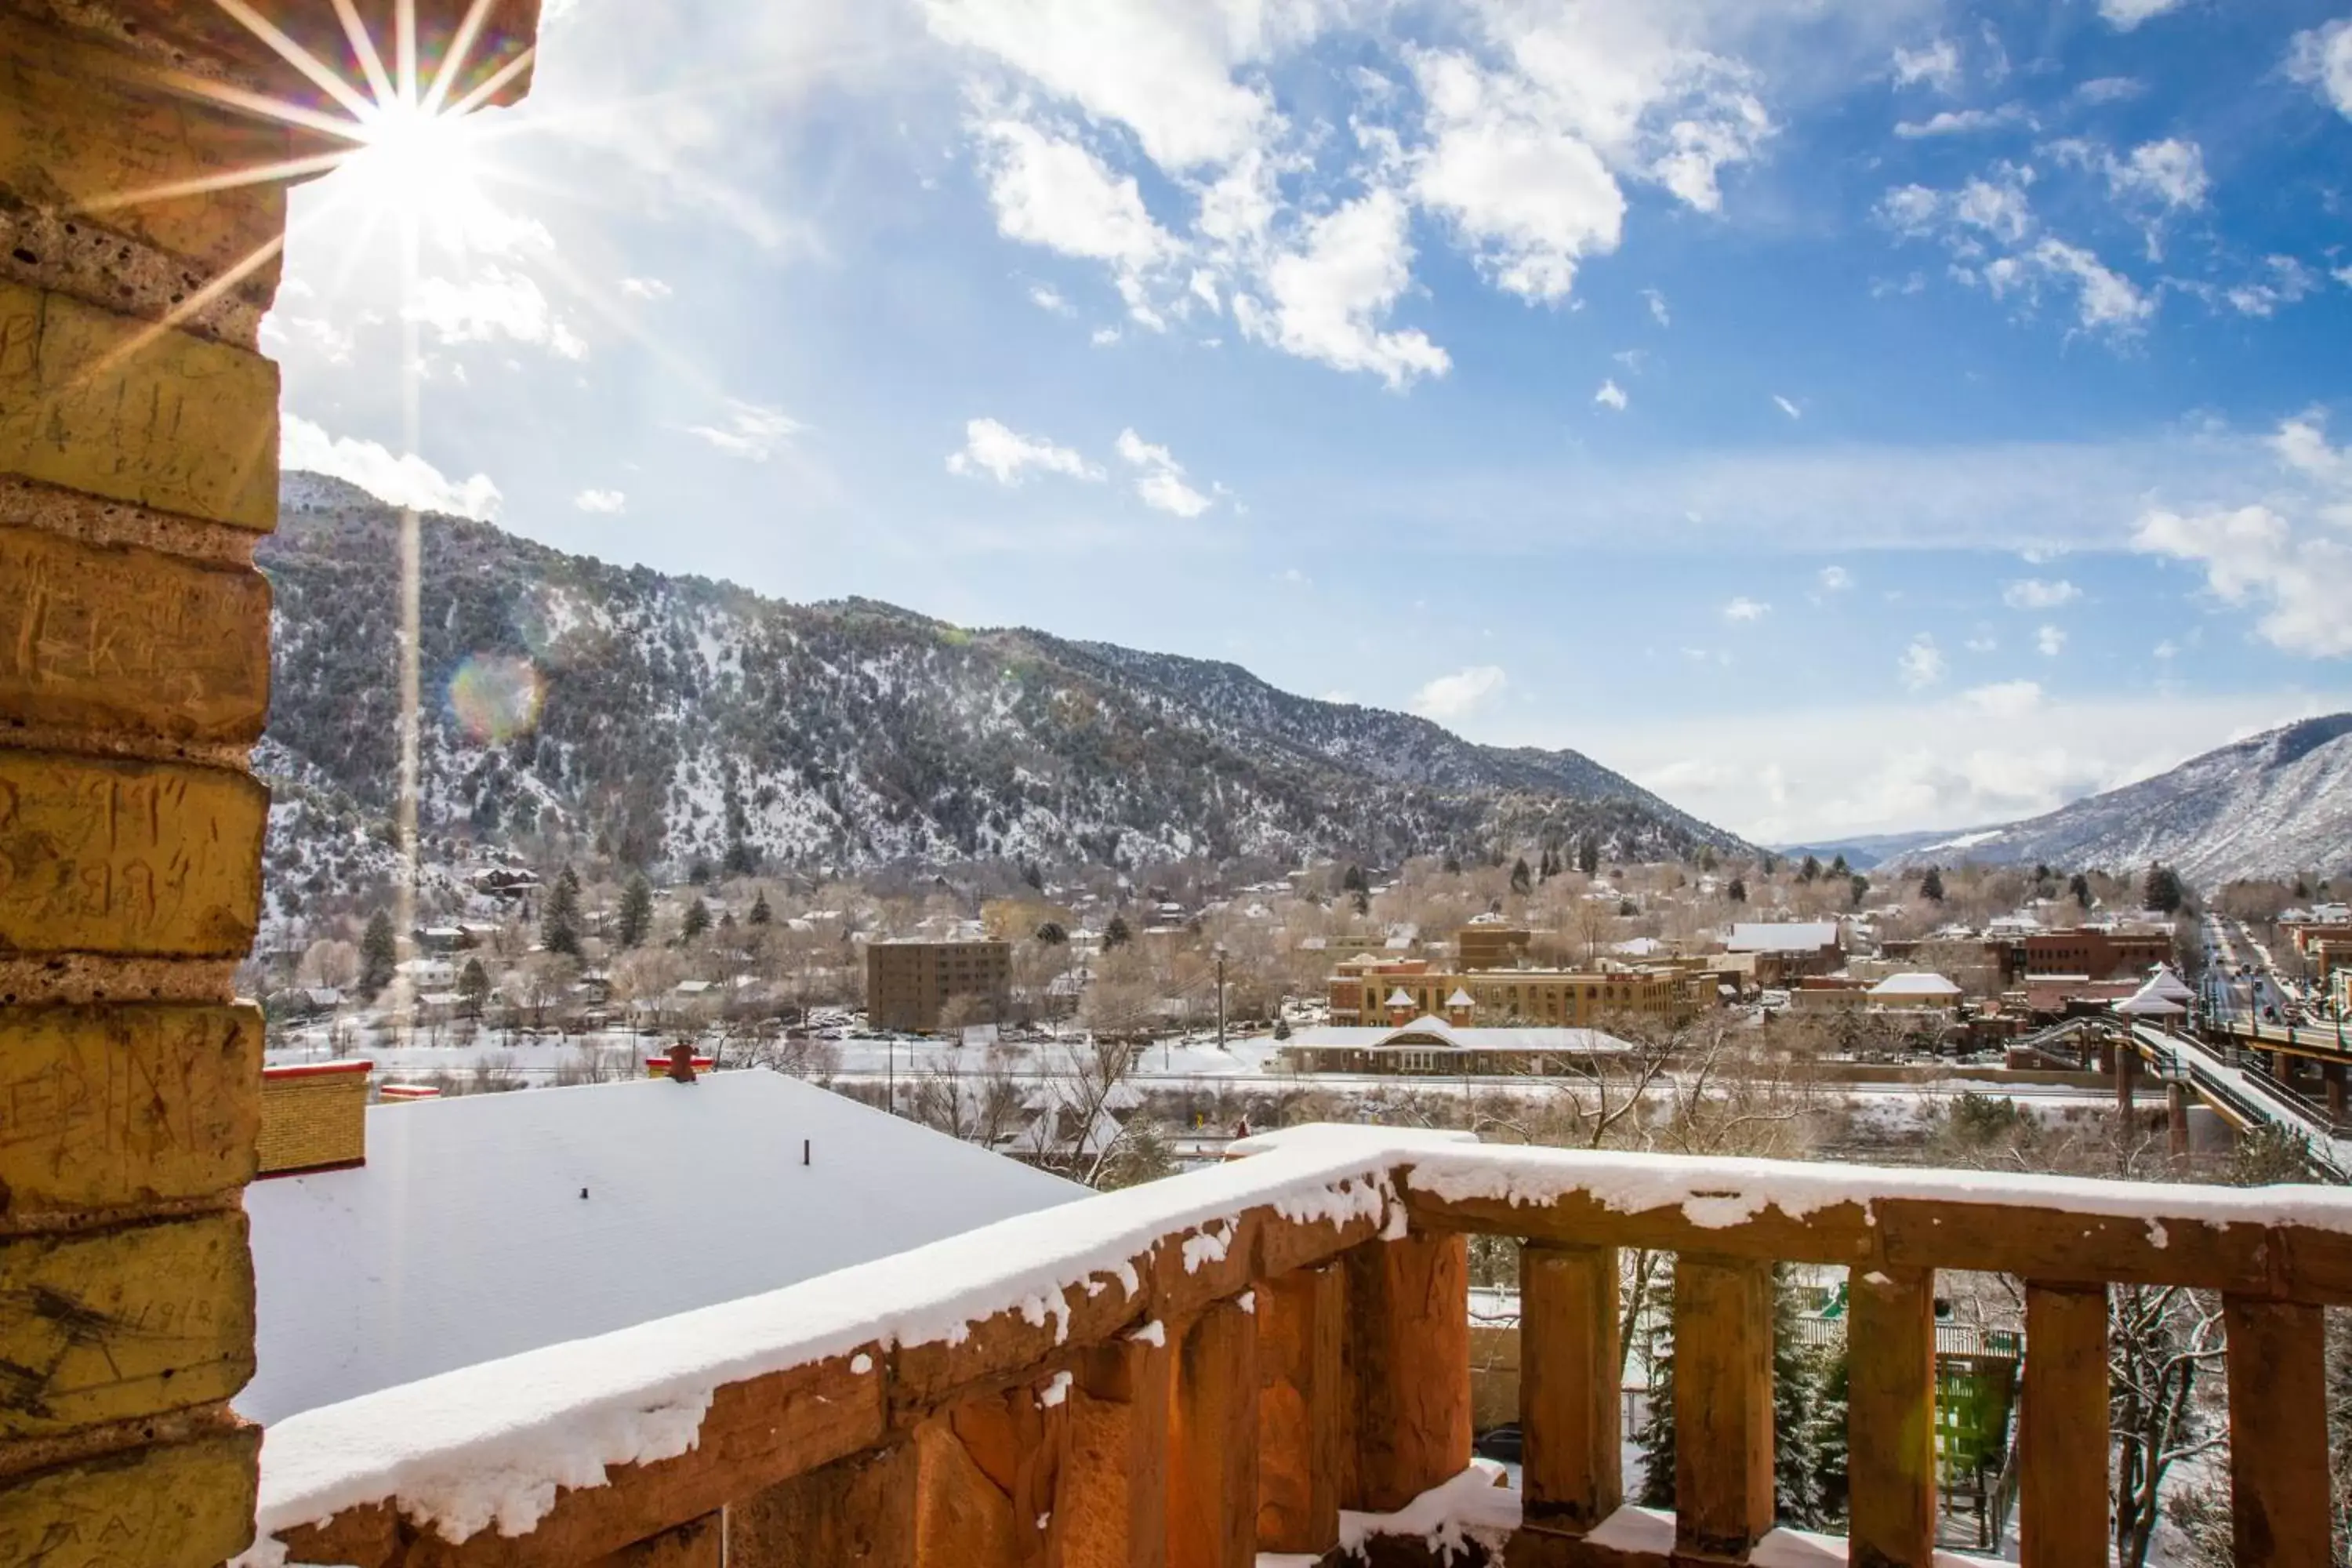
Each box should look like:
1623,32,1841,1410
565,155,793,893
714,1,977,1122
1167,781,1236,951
246,1122,2352,1565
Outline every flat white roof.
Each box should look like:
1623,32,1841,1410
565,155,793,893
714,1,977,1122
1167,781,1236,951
1726,921,1840,953
241,1071,1082,1424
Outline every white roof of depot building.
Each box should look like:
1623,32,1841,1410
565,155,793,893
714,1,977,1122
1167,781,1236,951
1866,972,1964,998
241,1069,1083,1425
1284,1015,1632,1054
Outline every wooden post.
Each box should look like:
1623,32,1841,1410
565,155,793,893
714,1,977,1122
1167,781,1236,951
1846,1266,1936,1568
912,1376,1071,1566
1170,1297,1259,1568
1671,1254,1773,1563
1257,1265,1343,1555
2166,1083,2191,1160
1346,1232,1472,1512
728,1445,916,1566
2325,1062,2347,1123
2116,1038,2139,1119
2223,1296,2331,1566
1063,1330,1171,1568
1518,1243,1621,1537
2020,1283,2108,1568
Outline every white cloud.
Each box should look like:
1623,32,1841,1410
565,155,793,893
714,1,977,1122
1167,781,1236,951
1987,238,2154,333
1817,564,1853,592
1899,633,1945,691
2133,416,2352,655
1962,679,2042,718
2002,577,2079,610
2223,256,2321,318
2337,266,2352,290
1773,394,1801,420
972,118,1172,318
1964,633,1998,653
1412,665,1508,722
1115,426,1213,517
947,416,1104,486
1410,51,1627,305
403,267,586,358
2288,18,2352,119
1885,163,2155,336
1891,38,1962,93
1895,105,2028,139
1233,190,1450,390
2100,0,2187,30
1642,288,1670,327
281,414,502,520
2074,76,2144,103
1028,283,1075,315
1594,379,1629,411
619,277,672,300
1722,596,1770,622
2105,138,2209,209
686,400,804,462
2037,625,2067,656
573,488,626,514
1090,326,1122,346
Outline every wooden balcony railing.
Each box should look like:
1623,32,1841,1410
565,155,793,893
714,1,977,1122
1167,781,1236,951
241,1125,2352,1568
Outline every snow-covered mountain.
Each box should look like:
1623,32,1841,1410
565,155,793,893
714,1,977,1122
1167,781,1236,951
256,477,1743,891
1881,716,2352,887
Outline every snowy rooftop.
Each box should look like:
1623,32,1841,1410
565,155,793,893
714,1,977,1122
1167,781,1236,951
1285,1016,1631,1054
240,1071,1083,1424
1865,972,1964,998
1726,921,1839,953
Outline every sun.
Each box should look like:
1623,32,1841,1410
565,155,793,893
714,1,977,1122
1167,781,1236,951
341,96,482,218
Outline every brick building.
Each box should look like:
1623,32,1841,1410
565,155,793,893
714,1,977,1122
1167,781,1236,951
2021,927,2173,981
1454,922,1534,971
866,938,1012,1033
1328,959,1683,1027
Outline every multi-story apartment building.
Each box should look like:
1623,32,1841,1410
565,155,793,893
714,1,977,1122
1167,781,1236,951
2020,927,2173,981
1455,922,1534,971
1328,957,1683,1027
866,938,1011,1033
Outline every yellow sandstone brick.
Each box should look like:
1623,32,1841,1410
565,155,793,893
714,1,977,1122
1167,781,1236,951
0,13,291,283
0,280,278,531
0,750,267,958
255,1064,368,1174
0,525,271,744
0,1212,254,1436
0,1425,259,1567
0,1004,261,1218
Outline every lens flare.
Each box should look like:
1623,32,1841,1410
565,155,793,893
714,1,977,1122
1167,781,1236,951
448,652,544,742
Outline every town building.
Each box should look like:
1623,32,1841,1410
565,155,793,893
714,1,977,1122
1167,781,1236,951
1327,956,1683,1027
1722,921,1844,984
2021,926,2174,982
1277,1015,1637,1076
866,937,1012,1033
1454,921,1534,971
241,1067,1083,1423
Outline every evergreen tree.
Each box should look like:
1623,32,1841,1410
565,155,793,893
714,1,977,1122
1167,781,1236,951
1849,873,1870,909
1105,915,1132,949
1634,1279,1677,1507
2070,871,2094,909
688,855,713,886
1035,920,1068,946
1699,846,1719,873
1828,853,1849,879
1022,861,1045,893
1443,853,1463,875
1920,866,1945,903
1577,837,1601,877
681,896,711,941
1762,852,1780,877
1095,1117,1178,1191
1538,847,1557,883
1272,1015,1291,1040
618,875,654,949
719,909,737,935
1510,857,1534,896
1798,854,1821,884
1341,863,1369,895
1727,876,1748,904
748,888,772,925
2143,862,2185,915
457,956,491,1018
1772,1268,1841,1527
723,840,759,876
543,864,583,956
359,909,397,997
2293,875,2310,899
1352,890,1371,915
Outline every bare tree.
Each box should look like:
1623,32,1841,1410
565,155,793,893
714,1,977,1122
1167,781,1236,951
2107,1284,2226,1568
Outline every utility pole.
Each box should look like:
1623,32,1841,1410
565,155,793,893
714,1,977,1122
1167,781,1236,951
1215,945,1228,1051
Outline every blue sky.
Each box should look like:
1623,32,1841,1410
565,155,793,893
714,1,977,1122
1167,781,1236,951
270,0,2352,845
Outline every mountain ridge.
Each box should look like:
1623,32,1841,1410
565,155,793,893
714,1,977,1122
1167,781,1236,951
256,475,1745,893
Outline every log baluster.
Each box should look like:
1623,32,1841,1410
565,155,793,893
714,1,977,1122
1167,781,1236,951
1347,1229,1473,1512
1518,1242,1622,1541
1672,1254,1775,1563
1257,1263,1345,1556
1846,1265,1938,1568
2019,1283,2109,1568
1170,1296,1260,1568
2223,1294,2331,1566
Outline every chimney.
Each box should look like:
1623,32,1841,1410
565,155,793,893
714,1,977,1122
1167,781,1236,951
256,1061,372,1176
666,1042,699,1083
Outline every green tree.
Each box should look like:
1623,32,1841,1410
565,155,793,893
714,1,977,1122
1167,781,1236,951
1773,1268,1843,1527
1272,1015,1291,1040
1828,853,1849,879
1510,857,1534,896
1699,845,1719,873
1798,854,1821,884
457,956,491,1018
1035,920,1068,946
1726,876,1748,904
1849,874,1870,909
1341,863,1368,895
1105,915,1132,950
2143,862,2185,916
1920,866,1945,903
2070,871,2094,909
543,864,583,957
1578,837,1601,877
681,896,711,941
723,840,759,876
748,889,772,926
618,875,654,949
359,909,397,997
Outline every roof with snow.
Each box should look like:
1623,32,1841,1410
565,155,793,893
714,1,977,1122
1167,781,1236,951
1726,921,1839,954
1283,1016,1632,1054
1866,972,1964,998
241,1070,1083,1425
1386,988,1417,1007
1446,988,1476,1008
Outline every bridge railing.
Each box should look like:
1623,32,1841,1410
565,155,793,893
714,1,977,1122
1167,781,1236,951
244,1126,2352,1568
